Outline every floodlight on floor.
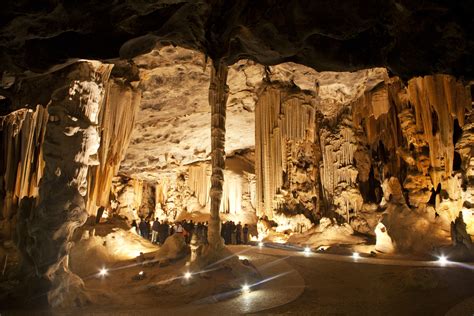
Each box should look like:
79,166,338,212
438,255,449,266
352,252,360,260
98,267,108,277
258,241,264,247
241,284,250,293
184,271,192,279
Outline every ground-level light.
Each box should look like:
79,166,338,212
258,241,264,247
438,255,449,266
184,271,192,279
304,247,311,253
352,252,360,259
241,284,250,293
98,268,108,277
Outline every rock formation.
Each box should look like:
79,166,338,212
207,60,228,252
16,61,113,307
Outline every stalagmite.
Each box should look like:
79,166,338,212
208,60,229,250
16,61,113,307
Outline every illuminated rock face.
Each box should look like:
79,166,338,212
16,61,113,307
251,71,473,251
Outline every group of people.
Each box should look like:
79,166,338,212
221,221,249,245
131,218,209,245
132,218,250,246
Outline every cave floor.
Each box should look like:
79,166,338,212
2,245,474,315
253,245,474,315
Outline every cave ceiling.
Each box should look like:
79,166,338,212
0,0,472,79
121,45,386,181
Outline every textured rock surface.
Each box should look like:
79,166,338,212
16,61,113,307
0,1,472,79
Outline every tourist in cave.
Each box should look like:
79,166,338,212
187,220,195,243
151,218,160,243
243,224,249,244
236,222,242,244
221,221,227,242
131,219,138,235
230,221,237,244
195,222,203,240
175,222,184,235
145,218,152,239
203,221,209,244
159,220,169,244
138,218,147,237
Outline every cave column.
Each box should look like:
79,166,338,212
19,61,113,307
208,60,228,250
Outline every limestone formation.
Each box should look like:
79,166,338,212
16,61,113,307
208,60,229,251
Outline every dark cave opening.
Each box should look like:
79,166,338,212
431,110,439,135
359,167,382,204
453,151,462,172
453,118,463,145
428,183,442,206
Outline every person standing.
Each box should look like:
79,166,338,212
139,218,147,238
221,221,227,243
159,220,169,244
176,222,184,234
236,222,242,245
203,221,209,244
230,221,236,244
151,218,160,243
243,224,249,244
131,219,139,235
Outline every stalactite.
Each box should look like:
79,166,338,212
407,75,470,189
86,79,141,214
188,164,211,206
255,84,318,220
0,105,48,226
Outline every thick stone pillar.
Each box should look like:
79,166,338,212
17,61,113,307
208,60,228,250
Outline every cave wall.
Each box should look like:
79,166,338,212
118,153,259,224
0,64,141,239
254,72,473,240
254,84,320,225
